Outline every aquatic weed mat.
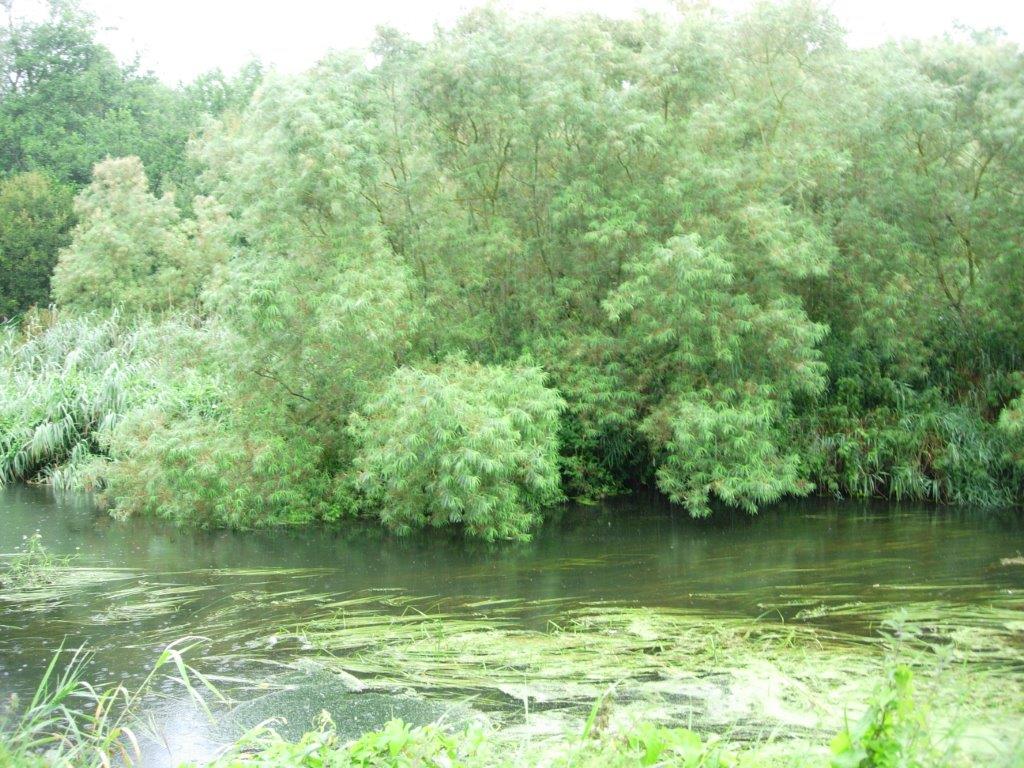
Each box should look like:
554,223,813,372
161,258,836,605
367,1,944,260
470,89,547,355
0,564,334,613
180,588,1022,751
281,604,1019,726
2,566,1021,752
0,565,137,612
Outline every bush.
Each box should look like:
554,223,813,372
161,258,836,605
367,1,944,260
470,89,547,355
830,665,931,768
801,394,1021,507
351,361,564,540
644,388,810,517
98,411,354,528
51,157,201,313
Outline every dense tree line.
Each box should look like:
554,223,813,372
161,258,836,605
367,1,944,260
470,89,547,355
2,1,1023,538
0,0,260,318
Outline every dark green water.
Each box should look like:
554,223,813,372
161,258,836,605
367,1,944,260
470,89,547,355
1,485,1023,763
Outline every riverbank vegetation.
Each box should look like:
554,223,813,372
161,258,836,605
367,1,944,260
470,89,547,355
0,640,217,768
2,0,1024,537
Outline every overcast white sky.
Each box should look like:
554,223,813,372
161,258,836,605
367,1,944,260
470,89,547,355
63,0,1024,84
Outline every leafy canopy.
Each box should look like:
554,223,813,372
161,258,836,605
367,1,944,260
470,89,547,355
352,361,564,541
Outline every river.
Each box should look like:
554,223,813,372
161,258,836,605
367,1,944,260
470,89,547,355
1,485,1022,764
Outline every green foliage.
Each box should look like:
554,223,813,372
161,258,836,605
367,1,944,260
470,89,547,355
194,716,487,768
830,666,931,768
348,719,481,767
3,1,1024,530
603,234,825,513
98,412,350,528
198,716,738,768
0,1,261,326
624,724,732,767
0,172,73,319
0,640,214,768
997,390,1024,471
603,235,827,401
0,310,161,488
51,157,204,313
196,63,420,486
647,389,810,517
801,388,1022,507
352,361,564,540
0,533,68,589
0,1,191,189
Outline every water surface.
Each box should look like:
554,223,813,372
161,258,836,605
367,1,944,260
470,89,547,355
1,486,1022,761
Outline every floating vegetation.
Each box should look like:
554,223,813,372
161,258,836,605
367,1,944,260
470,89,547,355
0,533,70,589
3,640,1020,768
268,602,1021,745
0,563,138,613
89,583,220,624
1,557,1021,763
220,668,483,744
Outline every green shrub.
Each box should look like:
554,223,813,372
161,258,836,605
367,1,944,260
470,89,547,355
801,395,1021,507
830,665,931,768
645,388,810,517
51,157,193,313
98,411,353,528
352,361,564,541
536,335,649,502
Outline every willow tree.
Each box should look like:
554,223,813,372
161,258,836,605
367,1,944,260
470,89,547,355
352,361,564,540
793,30,1024,504
8,1,1024,528
603,234,827,515
345,4,844,514
197,60,419,428
51,157,193,312
103,61,424,526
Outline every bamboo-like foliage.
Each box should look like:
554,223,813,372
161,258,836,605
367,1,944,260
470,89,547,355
51,157,228,314
800,395,1024,507
649,389,811,516
352,361,564,540
98,412,348,528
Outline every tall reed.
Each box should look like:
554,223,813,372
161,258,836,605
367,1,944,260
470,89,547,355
0,639,216,768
